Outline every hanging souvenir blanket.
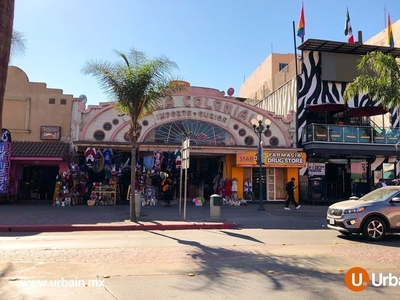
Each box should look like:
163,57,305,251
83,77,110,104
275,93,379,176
153,150,163,172
92,149,105,173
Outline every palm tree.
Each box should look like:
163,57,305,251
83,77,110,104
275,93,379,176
0,0,15,135
82,48,184,221
10,30,27,59
344,51,400,109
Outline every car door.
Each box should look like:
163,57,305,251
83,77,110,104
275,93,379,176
385,192,400,230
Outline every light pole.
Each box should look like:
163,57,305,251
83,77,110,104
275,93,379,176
251,115,271,211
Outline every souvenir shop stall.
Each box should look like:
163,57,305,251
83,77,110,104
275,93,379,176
53,147,131,207
134,149,182,206
56,147,183,207
85,147,129,206
212,174,247,206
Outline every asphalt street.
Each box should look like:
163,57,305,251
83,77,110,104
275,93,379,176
1,229,400,300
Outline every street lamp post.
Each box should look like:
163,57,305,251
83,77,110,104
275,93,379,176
251,115,271,211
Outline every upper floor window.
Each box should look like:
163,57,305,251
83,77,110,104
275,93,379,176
60,99,67,105
49,98,55,104
279,63,288,72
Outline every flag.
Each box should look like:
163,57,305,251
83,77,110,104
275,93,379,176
297,3,305,38
344,7,354,44
388,13,394,47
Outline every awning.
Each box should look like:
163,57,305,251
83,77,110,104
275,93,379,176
306,103,347,114
11,141,69,158
298,38,400,57
347,106,388,117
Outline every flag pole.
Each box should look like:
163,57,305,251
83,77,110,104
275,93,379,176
293,20,299,148
292,21,298,77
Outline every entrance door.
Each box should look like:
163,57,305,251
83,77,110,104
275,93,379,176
187,156,222,200
325,163,345,200
252,168,266,201
19,166,59,200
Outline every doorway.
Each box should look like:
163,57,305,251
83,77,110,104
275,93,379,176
19,165,59,201
185,156,222,200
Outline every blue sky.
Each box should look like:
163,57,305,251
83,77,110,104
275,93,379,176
11,0,400,105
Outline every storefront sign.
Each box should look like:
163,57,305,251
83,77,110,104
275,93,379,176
0,129,12,194
40,126,61,140
236,151,306,168
264,151,306,167
237,152,257,167
154,96,261,125
308,162,326,176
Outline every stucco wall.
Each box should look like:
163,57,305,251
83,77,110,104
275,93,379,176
72,86,295,151
239,53,296,99
4,66,72,143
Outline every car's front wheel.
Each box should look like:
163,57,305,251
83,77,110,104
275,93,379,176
362,217,386,241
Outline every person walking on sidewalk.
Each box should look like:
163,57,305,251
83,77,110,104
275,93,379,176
284,177,300,210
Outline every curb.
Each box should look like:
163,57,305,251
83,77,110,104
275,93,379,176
0,222,236,233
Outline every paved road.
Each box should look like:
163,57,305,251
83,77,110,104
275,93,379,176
1,229,400,300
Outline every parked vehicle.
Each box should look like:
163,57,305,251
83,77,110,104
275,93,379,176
326,186,400,241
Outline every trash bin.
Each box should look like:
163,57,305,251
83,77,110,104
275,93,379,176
134,192,141,218
210,194,221,221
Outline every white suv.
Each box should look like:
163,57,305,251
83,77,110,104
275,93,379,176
326,186,400,241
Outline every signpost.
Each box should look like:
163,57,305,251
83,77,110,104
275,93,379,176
180,138,190,220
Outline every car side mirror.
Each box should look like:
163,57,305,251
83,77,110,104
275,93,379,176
349,196,359,200
391,197,400,203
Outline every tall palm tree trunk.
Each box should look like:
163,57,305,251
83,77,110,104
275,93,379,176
0,0,15,134
130,144,137,221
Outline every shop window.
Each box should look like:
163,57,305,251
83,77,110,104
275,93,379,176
93,130,105,141
103,122,112,131
383,163,395,180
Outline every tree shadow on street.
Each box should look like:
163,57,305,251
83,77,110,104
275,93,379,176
148,231,387,299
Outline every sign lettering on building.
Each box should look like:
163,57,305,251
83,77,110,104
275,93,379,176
237,150,306,168
153,96,259,125
308,162,326,176
0,129,12,194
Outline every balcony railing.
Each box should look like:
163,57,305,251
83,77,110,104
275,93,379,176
303,124,400,145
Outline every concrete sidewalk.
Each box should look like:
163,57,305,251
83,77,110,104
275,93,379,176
0,200,329,232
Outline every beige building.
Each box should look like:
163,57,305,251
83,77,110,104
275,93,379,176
4,66,72,200
238,53,299,103
5,66,72,142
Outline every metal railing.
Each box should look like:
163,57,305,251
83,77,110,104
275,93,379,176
303,124,400,145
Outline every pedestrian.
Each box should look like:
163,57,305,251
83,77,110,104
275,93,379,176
375,178,387,189
161,173,173,207
284,177,300,210
243,178,254,201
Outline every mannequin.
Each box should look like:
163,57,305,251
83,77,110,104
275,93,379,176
231,178,238,193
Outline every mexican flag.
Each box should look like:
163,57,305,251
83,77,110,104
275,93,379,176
344,8,354,44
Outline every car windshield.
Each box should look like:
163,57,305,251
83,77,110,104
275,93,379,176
358,187,400,202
